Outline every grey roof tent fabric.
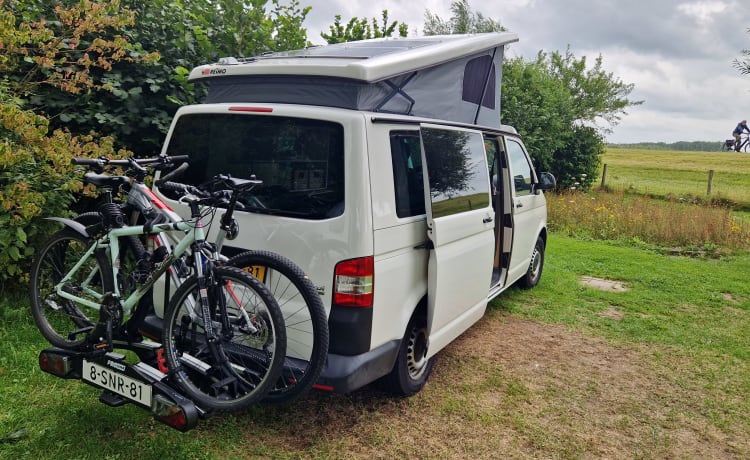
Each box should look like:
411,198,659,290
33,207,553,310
188,33,519,129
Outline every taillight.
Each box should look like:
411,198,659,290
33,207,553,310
333,256,374,308
39,351,72,377
228,106,273,113
152,395,191,432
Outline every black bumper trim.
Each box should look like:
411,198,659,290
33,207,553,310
317,339,400,393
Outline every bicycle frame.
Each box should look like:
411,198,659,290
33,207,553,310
54,217,206,319
127,181,236,317
129,181,234,258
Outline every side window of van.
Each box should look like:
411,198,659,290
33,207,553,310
390,131,426,218
506,139,533,196
421,127,490,218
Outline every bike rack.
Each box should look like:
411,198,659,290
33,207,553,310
38,340,204,432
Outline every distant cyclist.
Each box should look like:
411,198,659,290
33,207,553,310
732,120,750,151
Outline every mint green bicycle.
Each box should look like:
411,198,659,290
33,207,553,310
30,175,286,412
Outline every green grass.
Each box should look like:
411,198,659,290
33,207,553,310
500,236,750,357
2,234,749,458
600,147,750,208
2,148,749,458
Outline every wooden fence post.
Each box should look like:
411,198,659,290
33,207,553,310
600,164,608,189
707,170,714,196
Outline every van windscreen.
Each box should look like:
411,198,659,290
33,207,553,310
164,113,345,220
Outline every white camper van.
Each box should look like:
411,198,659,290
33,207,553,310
155,33,555,396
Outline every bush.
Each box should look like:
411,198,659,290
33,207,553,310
551,126,604,189
0,1,147,286
0,93,126,285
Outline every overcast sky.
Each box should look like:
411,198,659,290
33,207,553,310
299,0,750,143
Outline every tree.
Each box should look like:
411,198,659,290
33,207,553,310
502,50,640,187
321,10,408,44
424,0,504,35
734,28,750,75
8,0,311,155
0,0,145,284
423,1,639,189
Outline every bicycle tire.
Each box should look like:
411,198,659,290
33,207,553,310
227,251,329,403
161,266,286,412
29,228,114,349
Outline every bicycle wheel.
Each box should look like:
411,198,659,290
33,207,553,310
161,266,286,412
29,228,114,349
227,251,329,403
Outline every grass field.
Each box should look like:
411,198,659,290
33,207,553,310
1,234,749,459
2,148,749,458
600,147,750,208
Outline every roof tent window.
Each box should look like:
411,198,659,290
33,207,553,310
462,55,496,109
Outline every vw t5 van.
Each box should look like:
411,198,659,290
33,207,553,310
155,33,555,396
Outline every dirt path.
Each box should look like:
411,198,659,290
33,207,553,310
231,311,748,459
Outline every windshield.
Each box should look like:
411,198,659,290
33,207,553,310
164,113,345,219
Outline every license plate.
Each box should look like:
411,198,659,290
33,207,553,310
82,359,152,406
242,265,267,282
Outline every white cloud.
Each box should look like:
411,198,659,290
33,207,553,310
296,0,750,142
677,0,732,23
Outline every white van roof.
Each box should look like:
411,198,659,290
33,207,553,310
188,33,518,83
188,33,519,128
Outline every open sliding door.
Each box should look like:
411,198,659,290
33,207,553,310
420,124,495,357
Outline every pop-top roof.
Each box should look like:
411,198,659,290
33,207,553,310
188,33,519,128
188,33,518,83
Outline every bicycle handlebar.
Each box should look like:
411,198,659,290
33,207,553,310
156,180,209,198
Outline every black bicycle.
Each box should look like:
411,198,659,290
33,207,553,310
723,135,750,152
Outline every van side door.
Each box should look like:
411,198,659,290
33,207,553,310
419,124,495,356
505,136,544,281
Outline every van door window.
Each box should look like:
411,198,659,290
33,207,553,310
420,127,490,218
506,139,533,196
390,131,425,218
164,113,345,219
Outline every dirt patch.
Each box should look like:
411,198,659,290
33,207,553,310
723,292,738,303
580,275,629,292
599,306,625,321
234,312,747,459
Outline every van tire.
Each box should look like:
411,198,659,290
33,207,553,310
518,236,545,289
376,315,434,396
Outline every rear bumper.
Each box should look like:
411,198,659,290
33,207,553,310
316,339,400,393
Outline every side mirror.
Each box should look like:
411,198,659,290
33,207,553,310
535,172,556,192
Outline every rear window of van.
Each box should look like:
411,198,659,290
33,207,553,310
164,113,345,219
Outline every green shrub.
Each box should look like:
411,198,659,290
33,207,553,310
0,94,126,286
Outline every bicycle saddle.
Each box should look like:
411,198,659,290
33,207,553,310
83,173,130,187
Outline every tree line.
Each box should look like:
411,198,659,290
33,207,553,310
0,0,638,284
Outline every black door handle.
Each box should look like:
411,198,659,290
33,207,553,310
483,216,493,223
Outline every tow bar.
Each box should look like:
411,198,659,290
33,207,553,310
39,342,201,432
